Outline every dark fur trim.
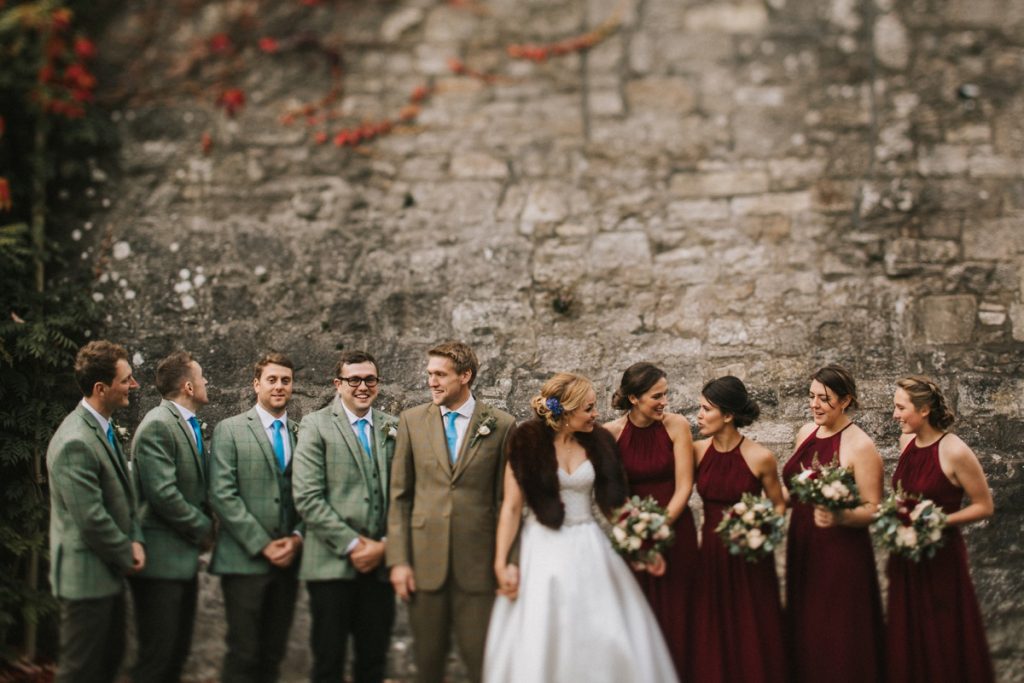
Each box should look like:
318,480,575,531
507,419,628,529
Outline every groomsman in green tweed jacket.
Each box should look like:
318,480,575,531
47,340,145,683
293,350,399,683
129,351,215,683
209,352,304,683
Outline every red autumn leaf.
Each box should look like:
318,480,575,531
64,63,96,91
201,131,213,155
410,85,430,103
447,58,467,74
51,8,72,31
313,131,328,145
70,88,94,102
258,37,279,54
38,65,56,83
74,37,97,60
300,0,324,5
209,33,232,53
399,104,420,122
0,177,11,212
218,88,246,116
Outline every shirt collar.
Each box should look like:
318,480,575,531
80,398,110,435
442,393,476,420
170,400,196,423
254,402,287,430
339,399,373,428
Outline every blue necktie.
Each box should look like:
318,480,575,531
187,416,204,457
444,411,459,463
355,418,373,459
271,420,286,471
106,423,116,448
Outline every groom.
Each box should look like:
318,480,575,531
387,341,515,683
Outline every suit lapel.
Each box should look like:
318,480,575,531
425,404,453,477
245,408,281,475
77,405,132,492
452,404,487,481
164,400,204,480
330,401,372,485
371,409,391,487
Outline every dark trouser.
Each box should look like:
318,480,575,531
307,574,395,683
220,569,300,683
56,592,126,683
128,576,198,683
407,580,494,683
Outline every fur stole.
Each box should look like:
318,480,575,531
507,418,628,529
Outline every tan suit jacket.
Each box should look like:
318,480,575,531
387,400,515,592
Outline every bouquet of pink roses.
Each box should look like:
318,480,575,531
715,492,785,563
871,484,948,562
788,455,861,511
608,495,674,564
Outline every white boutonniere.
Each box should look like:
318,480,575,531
113,422,131,448
386,424,398,440
470,415,498,448
288,421,300,439
200,420,210,440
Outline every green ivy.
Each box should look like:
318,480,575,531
0,0,109,664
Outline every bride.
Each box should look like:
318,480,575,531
483,373,678,683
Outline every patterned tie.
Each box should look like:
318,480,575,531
355,418,373,459
271,420,286,471
187,416,204,457
106,423,116,448
444,410,459,463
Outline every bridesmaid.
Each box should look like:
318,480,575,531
782,365,884,682
888,376,995,683
690,376,787,683
604,362,697,679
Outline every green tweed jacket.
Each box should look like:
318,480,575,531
46,403,142,600
293,400,398,582
208,407,302,575
132,399,213,580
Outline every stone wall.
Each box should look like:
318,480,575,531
75,0,1023,679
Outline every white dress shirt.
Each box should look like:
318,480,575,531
255,403,291,466
171,400,201,451
441,393,476,459
340,399,375,555
81,399,111,441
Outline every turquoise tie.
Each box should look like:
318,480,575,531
187,416,204,457
106,423,116,448
355,418,373,459
271,420,286,471
444,411,459,463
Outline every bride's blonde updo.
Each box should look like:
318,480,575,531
530,372,594,430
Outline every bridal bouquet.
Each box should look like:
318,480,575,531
609,495,674,564
871,485,948,562
715,493,785,563
788,456,861,511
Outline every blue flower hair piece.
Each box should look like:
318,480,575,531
545,396,564,418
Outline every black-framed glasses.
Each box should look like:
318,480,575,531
338,376,380,388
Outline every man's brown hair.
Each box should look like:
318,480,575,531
74,340,129,396
155,351,196,398
428,341,478,385
333,350,378,378
254,352,294,380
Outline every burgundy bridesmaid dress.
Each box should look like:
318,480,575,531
782,425,884,682
886,435,994,683
690,438,786,683
617,419,698,679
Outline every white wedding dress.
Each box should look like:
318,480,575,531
483,459,678,683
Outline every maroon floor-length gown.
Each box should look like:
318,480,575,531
886,434,994,683
782,425,885,682
690,438,786,683
617,419,698,679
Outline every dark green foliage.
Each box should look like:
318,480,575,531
0,0,110,663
